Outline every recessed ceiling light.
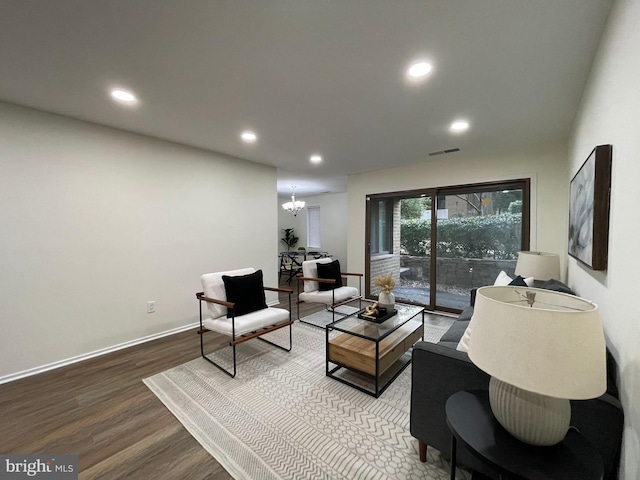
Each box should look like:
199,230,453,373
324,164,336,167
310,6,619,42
310,155,322,164
450,120,470,133
407,61,433,78
241,131,257,143
110,88,137,104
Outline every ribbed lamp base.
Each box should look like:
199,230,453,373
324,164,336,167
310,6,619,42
488,377,570,446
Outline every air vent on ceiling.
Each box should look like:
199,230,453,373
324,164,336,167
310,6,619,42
429,147,461,156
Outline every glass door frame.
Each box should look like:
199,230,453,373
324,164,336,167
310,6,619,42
365,179,531,313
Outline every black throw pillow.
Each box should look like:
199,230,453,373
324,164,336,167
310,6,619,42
222,269,267,317
508,275,528,287
317,260,343,291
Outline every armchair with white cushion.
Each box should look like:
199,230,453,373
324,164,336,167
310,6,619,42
296,258,362,324
196,267,293,377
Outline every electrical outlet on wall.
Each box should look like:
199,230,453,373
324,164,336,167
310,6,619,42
147,301,156,314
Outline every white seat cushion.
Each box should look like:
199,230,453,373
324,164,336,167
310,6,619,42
201,268,255,319
203,306,290,336
301,257,334,292
299,286,359,305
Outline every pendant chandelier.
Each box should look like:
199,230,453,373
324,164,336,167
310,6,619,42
282,186,305,216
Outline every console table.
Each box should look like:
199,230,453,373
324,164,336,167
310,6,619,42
445,390,603,480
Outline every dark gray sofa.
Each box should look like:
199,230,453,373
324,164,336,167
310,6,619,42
410,285,624,480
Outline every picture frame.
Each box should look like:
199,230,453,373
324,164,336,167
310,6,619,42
568,144,612,271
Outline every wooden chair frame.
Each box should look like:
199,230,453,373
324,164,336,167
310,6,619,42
196,285,294,378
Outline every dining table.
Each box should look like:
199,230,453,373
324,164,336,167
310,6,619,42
279,250,332,283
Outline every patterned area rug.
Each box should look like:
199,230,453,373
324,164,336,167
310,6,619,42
144,322,467,480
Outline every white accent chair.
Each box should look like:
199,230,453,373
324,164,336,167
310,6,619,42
296,258,362,324
196,267,293,377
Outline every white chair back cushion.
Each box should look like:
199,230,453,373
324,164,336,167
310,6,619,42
302,257,334,292
201,267,256,319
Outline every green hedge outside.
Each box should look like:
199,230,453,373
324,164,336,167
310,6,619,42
401,213,522,259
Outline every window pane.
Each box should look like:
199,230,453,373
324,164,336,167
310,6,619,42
307,206,321,248
378,201,389,252
434,188,523,309
371,199,393,254
393,196,432,305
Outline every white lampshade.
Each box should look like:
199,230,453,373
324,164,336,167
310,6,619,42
467,286,606,445
468,286,605,398
514,251,560,281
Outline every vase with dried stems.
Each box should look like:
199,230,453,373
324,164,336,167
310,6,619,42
373,273,396,310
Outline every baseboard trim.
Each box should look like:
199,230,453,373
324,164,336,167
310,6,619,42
0,322,199,385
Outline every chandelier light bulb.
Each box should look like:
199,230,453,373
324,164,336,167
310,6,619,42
282,186,306,216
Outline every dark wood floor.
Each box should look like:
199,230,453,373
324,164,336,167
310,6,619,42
0,277,452,479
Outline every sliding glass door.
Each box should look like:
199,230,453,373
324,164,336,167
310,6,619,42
433,183,528,311
366,180,530,313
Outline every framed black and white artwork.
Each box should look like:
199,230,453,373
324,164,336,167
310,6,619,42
568,144,612,271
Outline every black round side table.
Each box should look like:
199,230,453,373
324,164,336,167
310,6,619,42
445,390,603,480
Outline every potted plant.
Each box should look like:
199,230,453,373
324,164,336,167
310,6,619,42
281,228,299,251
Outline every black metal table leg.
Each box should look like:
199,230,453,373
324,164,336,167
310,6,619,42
451,434,457,480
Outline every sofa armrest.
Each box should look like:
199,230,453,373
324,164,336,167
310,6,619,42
571,394,624,480
411,342,490,397
410,341,492,474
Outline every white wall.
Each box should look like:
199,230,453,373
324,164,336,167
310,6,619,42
568,0,640,477
0,102,280,381
347,142,569,280
277,192,348,266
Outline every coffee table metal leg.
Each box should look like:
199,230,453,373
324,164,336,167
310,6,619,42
375,342,379,396
325,326,330,375
450,434,457,480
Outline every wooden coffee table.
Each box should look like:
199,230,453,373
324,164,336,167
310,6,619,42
326,303,424,397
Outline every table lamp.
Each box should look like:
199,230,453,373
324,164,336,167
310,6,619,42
514,251,561,287
467,286,606,446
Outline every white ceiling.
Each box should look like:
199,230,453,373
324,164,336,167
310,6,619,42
0,1,612,197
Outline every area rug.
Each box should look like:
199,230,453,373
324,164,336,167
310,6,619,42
144,322,466,480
